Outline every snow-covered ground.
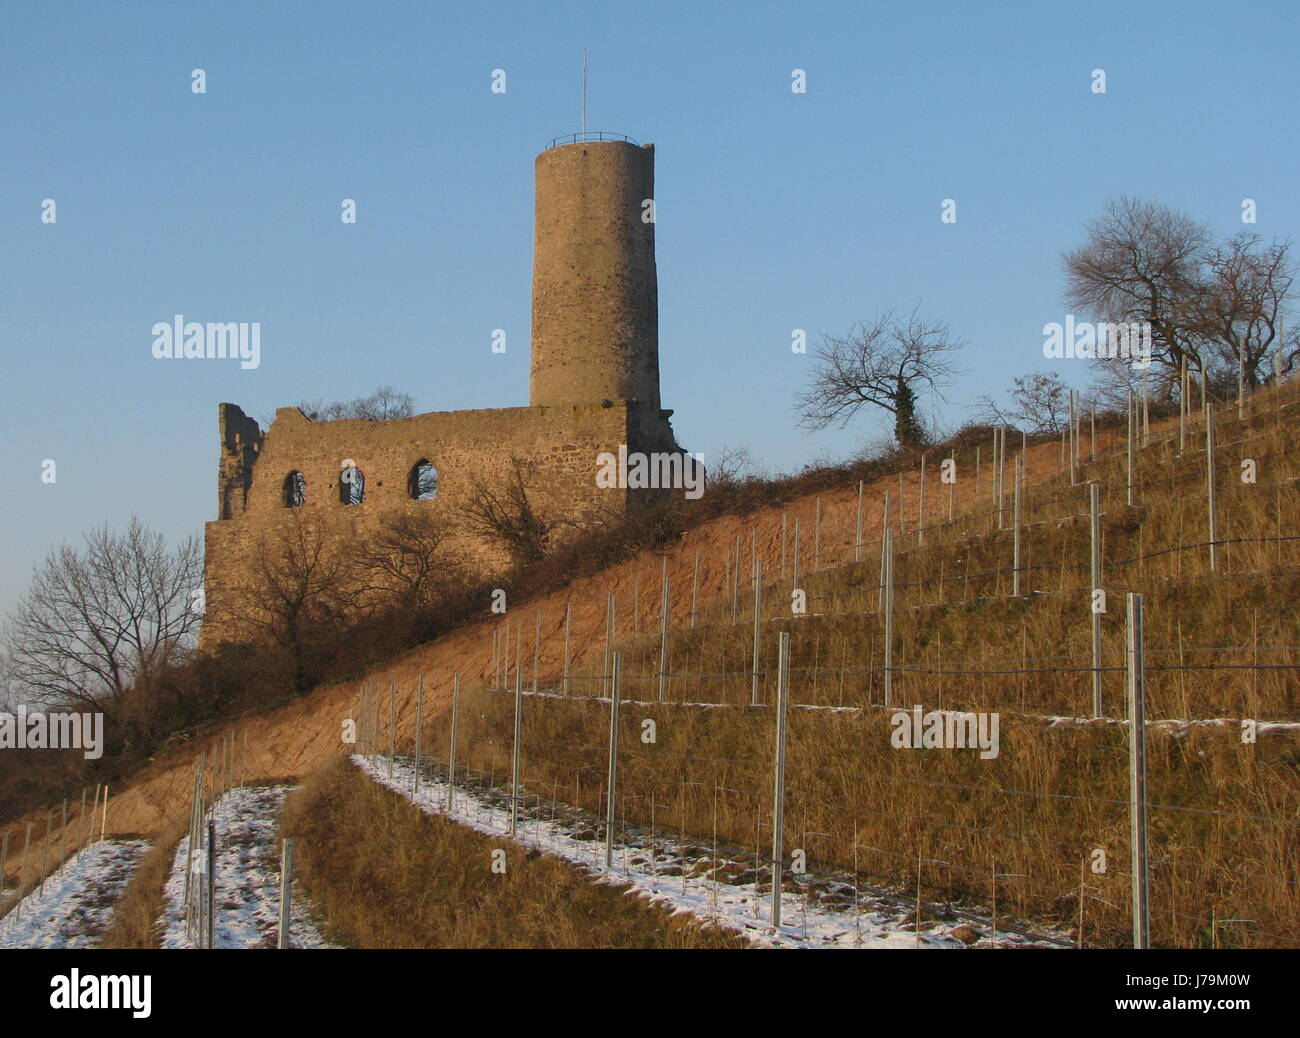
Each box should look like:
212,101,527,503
356,753,1070,950
159,784,336,949
0,838,149,949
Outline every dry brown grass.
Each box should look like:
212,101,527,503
98,816,189,948
280,757,748,949
398,385,1300,948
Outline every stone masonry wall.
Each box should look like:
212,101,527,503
200,400,645,648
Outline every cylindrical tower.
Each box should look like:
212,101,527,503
529,138,660,410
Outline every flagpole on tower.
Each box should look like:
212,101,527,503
582,50,588,135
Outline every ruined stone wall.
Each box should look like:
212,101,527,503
201,400,644,648
217,402,263,520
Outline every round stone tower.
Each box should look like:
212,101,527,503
529,137,660,411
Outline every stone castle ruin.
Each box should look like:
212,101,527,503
202,136,684,648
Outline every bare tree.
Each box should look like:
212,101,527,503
1064,196,1211,400
237,515,357,691
796,306,965,448
1065,198,1300,404
353,512,466,609
977,372,1071,435
1194,233,1296,390
461,457,563,567
3,518,201,715
704,446,755,490
294,385,416,423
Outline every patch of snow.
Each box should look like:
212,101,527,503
159,784,336,949
0,838,149,949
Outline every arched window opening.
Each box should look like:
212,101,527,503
339,463,365,505
283,471,307,507
409,458,438,500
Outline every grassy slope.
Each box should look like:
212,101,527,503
281,757,747,949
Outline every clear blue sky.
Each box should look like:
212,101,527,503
1,0,1295,621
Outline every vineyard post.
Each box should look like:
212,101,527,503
814,497,822,572
89,784,100,848
658,569,671,702
792,518,801,591
854,480,864,562
898,471,905,534
206,820,215,949
879,492,891,610
1090,483,1103,717
604,592,615,697
883,528,895,707
1206,403,1218,572
1012,454,1022,597
947,455,955,522
277,838,294,950
996,427,1005,529
1069,390,1077,486
770,631,791,930
733,536,742,622
510,652,524,837
388,676,396,778
918,455,926,547
1126,389,1135,507
19,823,32,918
781,513,788,579
413,672,424,796
691,550,700,628
1179,356,1187,453
751,559,764,706
1142,370,1150,445
532,609,541,694
562,602,572,695
447,672,460,813
605,653,623,868
184,765,200,910
1126,593,1150,949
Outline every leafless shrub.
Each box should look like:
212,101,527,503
976,372,1071,435
460,457,566,567
293,385,416,423
236,514,359,692
352,512,469,610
